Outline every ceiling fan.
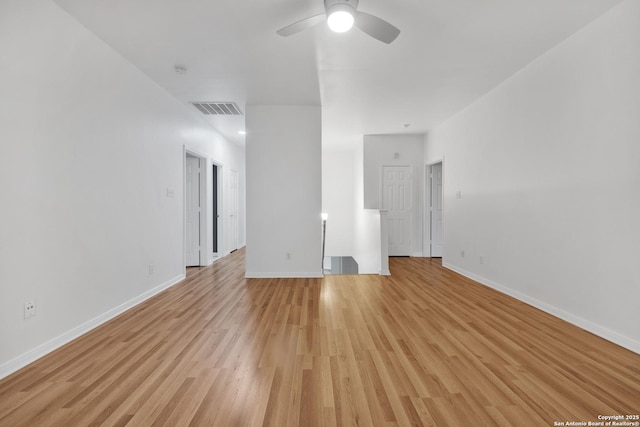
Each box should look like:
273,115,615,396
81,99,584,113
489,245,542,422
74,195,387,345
276,0,400,44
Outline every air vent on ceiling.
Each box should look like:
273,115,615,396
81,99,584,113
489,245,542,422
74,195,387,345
192,102,243,116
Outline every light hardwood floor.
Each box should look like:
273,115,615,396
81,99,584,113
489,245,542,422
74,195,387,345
1,249,639,426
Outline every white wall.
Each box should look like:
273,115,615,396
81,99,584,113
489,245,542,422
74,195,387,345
245,105,322,277
353,142,382,274
322,148,356,257
0,0,245,378
364,134,426,257
425,0,640,352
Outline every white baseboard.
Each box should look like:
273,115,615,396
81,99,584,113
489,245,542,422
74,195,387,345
0,273,185,380
443,262,640,355
380,269,391,276
245,271,323,279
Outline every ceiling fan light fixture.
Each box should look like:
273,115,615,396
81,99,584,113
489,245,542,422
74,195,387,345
327,4,355,33
277,0,398,44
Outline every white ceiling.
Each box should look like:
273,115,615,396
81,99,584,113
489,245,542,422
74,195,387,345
54,0,623,148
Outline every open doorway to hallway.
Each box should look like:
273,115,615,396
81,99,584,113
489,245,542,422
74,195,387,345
212,163,220,257
185,150,207,267
426,161,443,258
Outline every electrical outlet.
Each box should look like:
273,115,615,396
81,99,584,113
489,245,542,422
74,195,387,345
286,252,292,261
24,300,36,319
460,250,465,258
479,256,484,264
149,263,155,275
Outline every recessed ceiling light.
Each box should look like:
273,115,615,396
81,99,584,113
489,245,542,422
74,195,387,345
238,130,246,135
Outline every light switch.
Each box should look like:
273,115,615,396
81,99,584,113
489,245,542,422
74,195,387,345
167,188,175,198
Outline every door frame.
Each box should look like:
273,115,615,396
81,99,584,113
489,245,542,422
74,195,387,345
212,160,223,259
424,158,444,258
184,147,208,267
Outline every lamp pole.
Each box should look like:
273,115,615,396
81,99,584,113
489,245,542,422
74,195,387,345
321,213,328,271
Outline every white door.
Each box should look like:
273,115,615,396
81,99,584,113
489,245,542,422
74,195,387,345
382,166,412,256
430,162,443,257
229,169,239,252
185,155,201,266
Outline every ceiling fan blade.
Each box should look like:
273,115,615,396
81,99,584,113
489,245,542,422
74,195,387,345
277,14,326,37
355,11,400,44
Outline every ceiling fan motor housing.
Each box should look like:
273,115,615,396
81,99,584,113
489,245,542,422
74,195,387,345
324,0,359,15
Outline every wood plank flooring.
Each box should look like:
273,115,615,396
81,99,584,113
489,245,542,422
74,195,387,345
1,249,639,426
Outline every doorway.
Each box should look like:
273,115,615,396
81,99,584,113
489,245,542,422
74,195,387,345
382,165,412,256
427,161,443,257
212,163,220,256
185,151,206,267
